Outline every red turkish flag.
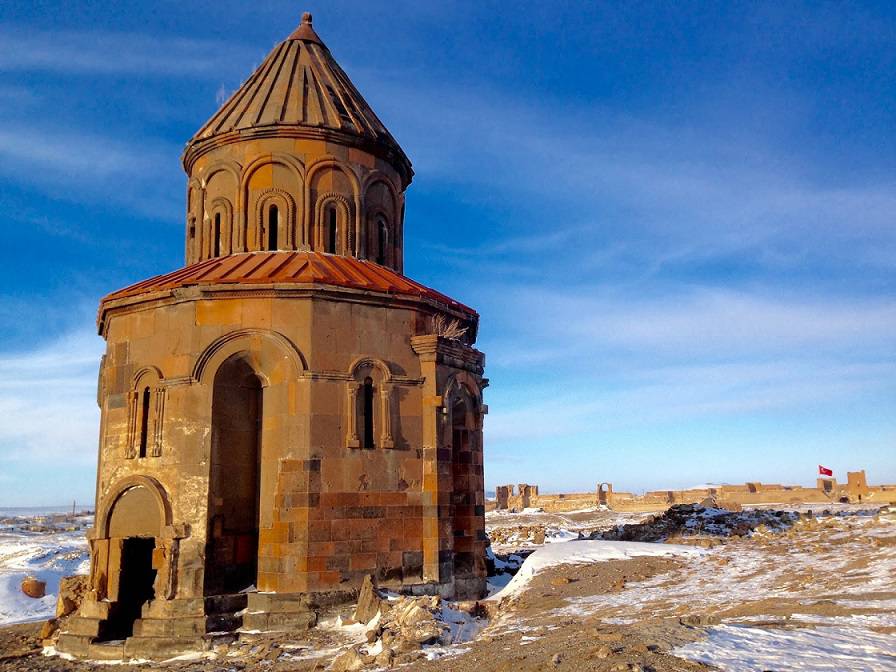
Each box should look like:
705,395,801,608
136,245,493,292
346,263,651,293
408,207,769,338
819,465,833,477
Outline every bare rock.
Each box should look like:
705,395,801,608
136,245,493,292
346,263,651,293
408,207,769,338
592,644,612,659
353,575,382,625
374,648,395,668
39,618,59,640
392,636,421,653
331,646,366,672
55,575,89,618
20,576,46,598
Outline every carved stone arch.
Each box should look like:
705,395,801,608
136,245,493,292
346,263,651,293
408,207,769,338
193,328,307,385
346,356,394,449
445,372,483,409
364,206,390,265
239,154,305,252
133,366,163,388
305,156,361,253
97,475,173,540
128,367,166,459
200,159,242,188
315,192,352,255
361,171,400,216
254,188,296,250
348,355,393,383
208,197,233,256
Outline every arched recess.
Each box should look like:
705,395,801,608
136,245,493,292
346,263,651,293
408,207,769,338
208,197,233,257
193,329,306,593
367,209,391,266
240,154,304,252
316,193,351,255
205,353,264,595
254,189,296,251
92,476,174,638
97,476,173,540
345,357,393,449
362,175,399,265
193,328,307,385
305,157,360,254
200,162,240,260
128,367,165,459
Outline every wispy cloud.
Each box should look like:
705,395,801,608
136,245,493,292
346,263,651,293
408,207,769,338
371,77,896,277
0,124,182,220
0,328,103,466
0,27,254,77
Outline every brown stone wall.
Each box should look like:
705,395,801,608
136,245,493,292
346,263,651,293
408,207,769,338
186,140,405,272
94,288,484,601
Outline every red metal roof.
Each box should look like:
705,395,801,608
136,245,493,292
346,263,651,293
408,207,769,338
100,251,477,316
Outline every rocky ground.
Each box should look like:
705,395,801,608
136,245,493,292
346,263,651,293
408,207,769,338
0,504,893,671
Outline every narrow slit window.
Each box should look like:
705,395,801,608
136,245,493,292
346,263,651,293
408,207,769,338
376,218,388,265
213,213,221,257
362,376,374,449
139,387,151,458
268,205,279,250
325,205,337,254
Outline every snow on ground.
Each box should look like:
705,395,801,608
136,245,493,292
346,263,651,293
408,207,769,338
0,513,91,625
488,539,704,601
676,619,896,672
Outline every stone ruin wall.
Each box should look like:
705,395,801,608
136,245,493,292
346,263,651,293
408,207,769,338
491,470,896,513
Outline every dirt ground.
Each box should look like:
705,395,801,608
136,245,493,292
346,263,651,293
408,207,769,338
0,556,712,672
1,505,893,671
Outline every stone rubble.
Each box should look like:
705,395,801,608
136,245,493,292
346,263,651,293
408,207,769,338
593,503,801,543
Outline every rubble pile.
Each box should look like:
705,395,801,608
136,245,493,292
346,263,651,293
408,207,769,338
488,524,547,546
332,576,484,670
594,504,800,543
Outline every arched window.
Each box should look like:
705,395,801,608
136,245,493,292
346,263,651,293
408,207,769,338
362,376,375,449
138,387,151,459
267,204,279,250
325,205,337,254
213,213,221,257
376,217,388,266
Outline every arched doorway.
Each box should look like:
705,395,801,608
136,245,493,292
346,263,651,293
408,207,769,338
450,391,477,595
205,354,263,595
102,485,161,640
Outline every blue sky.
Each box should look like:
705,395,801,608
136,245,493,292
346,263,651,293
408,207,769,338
0,1,894,505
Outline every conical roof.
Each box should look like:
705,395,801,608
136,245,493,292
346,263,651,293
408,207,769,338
183,13,412,184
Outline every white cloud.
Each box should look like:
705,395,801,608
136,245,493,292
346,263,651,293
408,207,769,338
0,27,254,77
0,124,182,221
0,329,104,466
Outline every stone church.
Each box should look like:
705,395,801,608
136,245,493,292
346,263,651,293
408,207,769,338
59,13,487,658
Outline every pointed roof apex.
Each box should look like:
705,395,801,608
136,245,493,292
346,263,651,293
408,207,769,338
288,11,323,45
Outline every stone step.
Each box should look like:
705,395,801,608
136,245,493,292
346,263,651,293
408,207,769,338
86,641,127,661
246,592,314,613
60,616,103,637
241,609,317,632
123,635,206,659
55,633,94,657
132,616,207,638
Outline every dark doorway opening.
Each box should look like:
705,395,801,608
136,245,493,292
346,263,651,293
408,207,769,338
104,537,156,640
205,354,262,595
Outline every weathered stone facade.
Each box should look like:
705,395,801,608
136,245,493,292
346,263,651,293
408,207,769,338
59,13,487,659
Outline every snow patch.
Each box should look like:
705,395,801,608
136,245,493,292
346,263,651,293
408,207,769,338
487,539,704,601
